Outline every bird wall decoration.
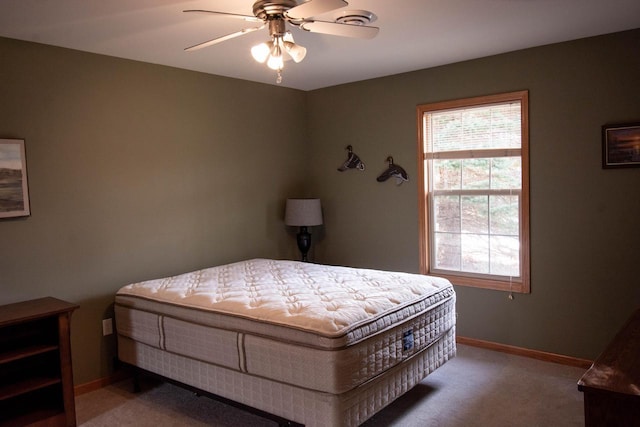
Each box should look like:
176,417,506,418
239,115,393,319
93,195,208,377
337,145,365,171
376,156,408,185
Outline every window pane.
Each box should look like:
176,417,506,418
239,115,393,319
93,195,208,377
461,196,488,234
433,159,461,190
428,102,521,152
488,106,522,148
491,157,521,189
462,109,492,149
431,114,462,152
461,233,489,273
462,158,490,189
434,232,461,270
490,235,520,276
433,195,460,232
490,195,519,236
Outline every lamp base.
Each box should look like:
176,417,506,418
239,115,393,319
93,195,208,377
296,226,311,262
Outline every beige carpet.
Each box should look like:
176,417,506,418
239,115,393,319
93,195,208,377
75,344,587,426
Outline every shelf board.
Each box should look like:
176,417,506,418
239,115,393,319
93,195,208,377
0,298,78,327
0,344,59,365
0,376,61,401
0,405,65,427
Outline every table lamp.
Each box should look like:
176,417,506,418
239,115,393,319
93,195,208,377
284,198,323,262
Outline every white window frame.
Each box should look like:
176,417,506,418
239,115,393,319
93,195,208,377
417,91,530,293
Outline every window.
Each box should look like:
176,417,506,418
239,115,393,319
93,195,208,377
417,91,530,293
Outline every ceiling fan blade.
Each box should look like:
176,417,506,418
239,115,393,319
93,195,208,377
300,20,379,39
286,0,348,20
183,9,262,23
185,25,265,52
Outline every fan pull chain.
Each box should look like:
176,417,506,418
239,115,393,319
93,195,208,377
276,69,283,84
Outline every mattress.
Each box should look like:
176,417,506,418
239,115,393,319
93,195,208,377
115,258,456,426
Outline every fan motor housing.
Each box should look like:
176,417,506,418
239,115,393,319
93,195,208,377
253,0,298,19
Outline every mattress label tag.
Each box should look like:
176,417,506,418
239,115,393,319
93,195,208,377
402,330,414,351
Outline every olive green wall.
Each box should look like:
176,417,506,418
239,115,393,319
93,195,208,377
0,37,308,384
307,29,640,360
1,29,639,387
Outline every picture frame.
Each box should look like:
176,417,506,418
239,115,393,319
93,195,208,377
0,139,31,218
602,122,640,169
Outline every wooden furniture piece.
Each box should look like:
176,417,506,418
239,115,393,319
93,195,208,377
0,297,78,427
578,308,640,427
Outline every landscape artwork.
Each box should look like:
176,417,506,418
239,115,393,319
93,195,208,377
602,122,640,168
0,139,30,218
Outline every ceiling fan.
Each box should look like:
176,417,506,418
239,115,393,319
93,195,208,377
184,0,379,83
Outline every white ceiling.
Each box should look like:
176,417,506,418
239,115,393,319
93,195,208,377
1,0,639,91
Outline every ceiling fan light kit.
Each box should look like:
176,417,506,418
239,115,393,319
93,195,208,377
250,19,307,82
184,0,379,83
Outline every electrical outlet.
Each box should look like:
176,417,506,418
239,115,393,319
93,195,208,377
102,318,113,336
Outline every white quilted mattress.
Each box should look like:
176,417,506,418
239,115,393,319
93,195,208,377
115,258,456,397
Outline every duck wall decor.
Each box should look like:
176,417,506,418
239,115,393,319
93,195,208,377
377,156,408,185
337,145,365,172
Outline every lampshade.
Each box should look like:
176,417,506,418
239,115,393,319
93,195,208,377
285,199,323,226
283,40,306,63
250,42,271,63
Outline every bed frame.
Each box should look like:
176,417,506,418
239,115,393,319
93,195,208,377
121,361,304,426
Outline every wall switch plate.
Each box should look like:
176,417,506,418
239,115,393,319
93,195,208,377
102,318,113,336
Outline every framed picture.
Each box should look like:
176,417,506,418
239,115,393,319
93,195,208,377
602,122,640,169
0,139,30,218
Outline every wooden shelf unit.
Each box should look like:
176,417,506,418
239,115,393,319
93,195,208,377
0,297,78,427
578,308,640,427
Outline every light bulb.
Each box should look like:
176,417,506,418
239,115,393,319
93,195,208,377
267,39,283,70
267,53,284,70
